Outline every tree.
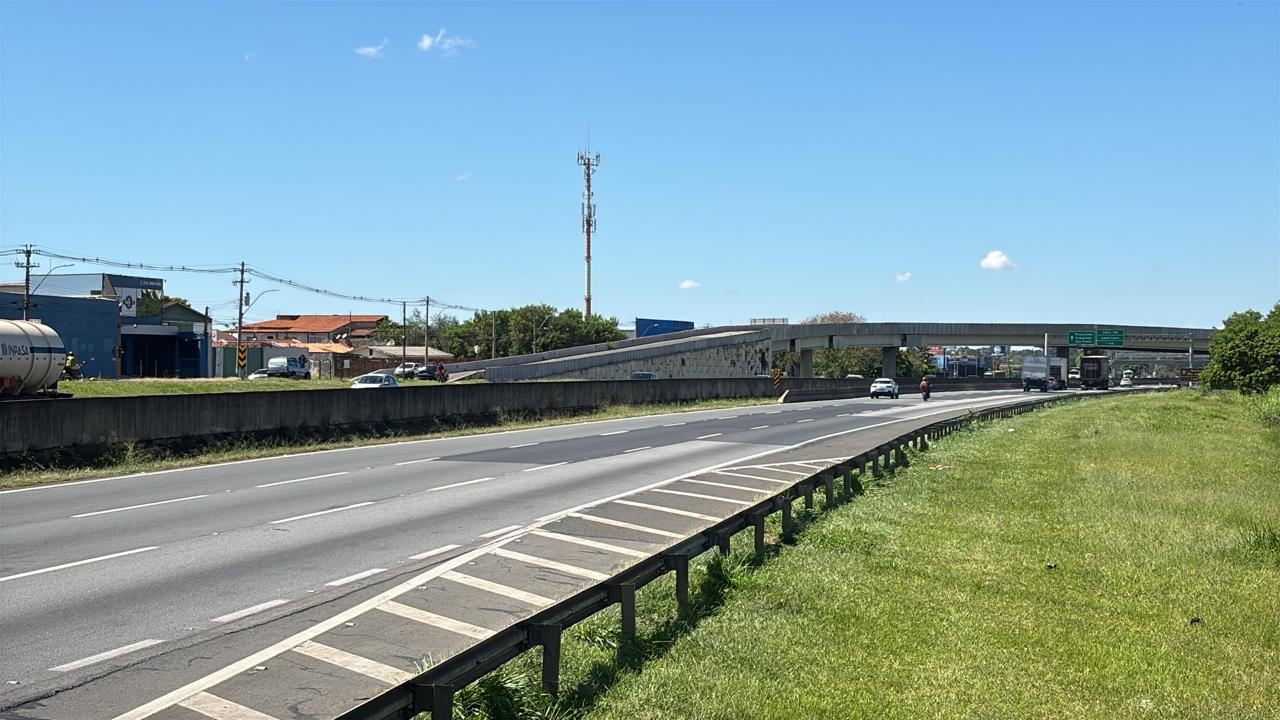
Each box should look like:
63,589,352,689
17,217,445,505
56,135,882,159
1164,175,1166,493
136,291,191,317
441,305,625,360
1200,302,1280,394
801,310,872,377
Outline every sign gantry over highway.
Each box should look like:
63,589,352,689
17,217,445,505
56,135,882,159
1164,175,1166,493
1067,329,1125,347
1067,331,1095,346
1096,329,1125,347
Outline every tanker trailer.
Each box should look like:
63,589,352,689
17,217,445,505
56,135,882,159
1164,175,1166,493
0,319,67,396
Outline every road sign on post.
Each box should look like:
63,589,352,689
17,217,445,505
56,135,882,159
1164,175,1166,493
771,368,782,389
237,345,247,369
1067,331,1095,345
1096,329,1125,347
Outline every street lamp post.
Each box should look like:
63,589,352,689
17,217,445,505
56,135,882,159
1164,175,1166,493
533,313,554,354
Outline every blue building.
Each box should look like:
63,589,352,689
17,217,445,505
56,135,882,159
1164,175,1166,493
0,292,120,378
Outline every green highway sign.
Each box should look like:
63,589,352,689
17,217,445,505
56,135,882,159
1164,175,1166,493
1097,329,1125,347
1067,331,1095,345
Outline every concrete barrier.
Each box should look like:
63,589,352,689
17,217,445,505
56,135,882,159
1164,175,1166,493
0,378,1021,457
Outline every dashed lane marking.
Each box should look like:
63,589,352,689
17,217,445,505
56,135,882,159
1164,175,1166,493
0,546,159,584
409,544,461,560
177,691,279,720
256,472,348,489
796,418,815,423
492,548,611,581
622,446,652,453
480,525,523,538
613,499,720,522
716,416,738,420
662,422,686,427
599,430,629,436
324,568,386,587
427,477,494,492
522,462,568,472
529,529,650,558
393,457,439,467
211,599,290,624
378,601,494,640
291,640,411,685
696,433,723,439
652,488,754,506
567,512,685,539
269,501,374,525
71,494,209,518
441,571,553,607
509,442,540,448
748,425,770,430
51,639,162,672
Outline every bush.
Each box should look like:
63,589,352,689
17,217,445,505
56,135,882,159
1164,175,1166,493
1248,387,1280,426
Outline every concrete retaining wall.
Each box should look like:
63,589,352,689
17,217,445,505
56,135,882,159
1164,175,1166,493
0,378,1022,456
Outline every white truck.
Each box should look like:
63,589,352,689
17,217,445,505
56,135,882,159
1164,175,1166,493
1022,356,1067,392
266,355,310,379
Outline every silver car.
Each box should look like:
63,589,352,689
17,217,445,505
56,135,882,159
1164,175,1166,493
351,373,398,389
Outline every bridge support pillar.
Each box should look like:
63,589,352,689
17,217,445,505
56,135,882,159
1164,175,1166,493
1054,346,1070,358
798,348,814,378
881,346,898,378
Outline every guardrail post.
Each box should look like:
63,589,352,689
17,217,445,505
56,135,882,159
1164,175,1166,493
919,433,929,451
781,495,794,534
413,683,453,720
751,511,767,561
610,582,636,639
895,443,908,467
713,531,731,555
666,554,690,610
529,623,563,696
803,482,815,511
870,452,883,478
842,466,854,495
823,473,835,507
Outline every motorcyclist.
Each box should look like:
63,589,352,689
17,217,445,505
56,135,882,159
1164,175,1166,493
434,361,447,382
63,352,83,380
919,377,931,401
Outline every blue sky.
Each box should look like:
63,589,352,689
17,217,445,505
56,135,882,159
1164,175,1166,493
2,1,1276,330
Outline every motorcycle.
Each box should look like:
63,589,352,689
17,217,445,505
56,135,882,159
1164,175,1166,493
61,362,84,381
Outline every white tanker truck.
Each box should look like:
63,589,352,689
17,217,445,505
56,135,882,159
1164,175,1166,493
0,319,68,396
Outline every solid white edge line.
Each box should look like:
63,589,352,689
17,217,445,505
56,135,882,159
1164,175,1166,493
324,568,387,587
426,477,494,492
409,544,462,560
51,639,163,672
508,442,540,448
268,501,374,525
211,599,290,624
255,472,348,488
599,430,628,436
480,524,523,538
566,512,685,539
522,462,568,473
492,548,611,581
0,546,159,584
178,691,280,720
70,494,209,518
111,394,1032,720
393,457,439,466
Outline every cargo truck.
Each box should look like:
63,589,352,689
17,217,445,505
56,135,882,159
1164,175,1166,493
1079,355,1110,390
1022,356,1067,392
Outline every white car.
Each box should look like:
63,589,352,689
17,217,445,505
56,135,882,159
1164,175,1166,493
870,378,899,399
1120,376,1134,387
246,368,270,380
393,363,422,378
351,373,398,389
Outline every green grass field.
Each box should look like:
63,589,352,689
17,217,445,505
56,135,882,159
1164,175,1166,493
445,391,1280,720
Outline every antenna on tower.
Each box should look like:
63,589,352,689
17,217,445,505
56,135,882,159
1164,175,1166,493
577,139,600,318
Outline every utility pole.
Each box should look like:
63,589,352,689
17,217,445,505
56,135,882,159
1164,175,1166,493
423,296,430,367
401,301,408,371
577,146,600,318
234,261,249,379
15,245,36,321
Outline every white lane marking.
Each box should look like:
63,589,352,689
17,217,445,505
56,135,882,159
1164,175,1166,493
493,548,611,581
71,494,209,518
256,472,348,488
211,599,290,624
750,466,809,476
837,413,852,417
268,501,374,525
599,430,629,436
567,512,685,539
748,425,770,430
717,416,738,420
680,478,769,494
696,433,723,440
614,499,719,521
622,446,652,454
393,457,439,467
291,640,411,685
441,570,553,607
765,411,781,414
522,462,568,473
715,470,796,484
481,525,523,538
51,639,162,672
0,546,159,584
409,544,461,560
178,691,279,720
530,529,650,558
792,462,827,470
662,422,686,427
111,395,1033,720
378,601,494,640
509,442,540,448
652,488,753,506
427,477,494,492
324,568,386,587
796,418,815,423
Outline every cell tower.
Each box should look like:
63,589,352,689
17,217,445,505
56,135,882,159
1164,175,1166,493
577,147,600,318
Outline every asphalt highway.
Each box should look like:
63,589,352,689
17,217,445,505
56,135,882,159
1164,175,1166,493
0,388,1047,706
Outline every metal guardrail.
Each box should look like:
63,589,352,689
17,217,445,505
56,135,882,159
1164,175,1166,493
338,388,1172,720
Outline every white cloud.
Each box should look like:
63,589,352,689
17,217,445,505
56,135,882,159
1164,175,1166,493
455,173,470,182
678,279,700,290
418,28,476,56
979,250,1015,270
355,38,389,59
243,52,254,62
895,272,912,282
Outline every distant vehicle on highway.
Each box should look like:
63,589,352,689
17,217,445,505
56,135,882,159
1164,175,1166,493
870,378,899,399
629,371,658,380
267,356,310,379
247,368,269,380
1068,368,1081,380
1120,369,1135,387
393,363,422,378
1080,355,1111,390
351,373,398,389
1022,356,1067,392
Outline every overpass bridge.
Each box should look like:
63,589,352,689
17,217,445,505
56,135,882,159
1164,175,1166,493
451,322,1214,382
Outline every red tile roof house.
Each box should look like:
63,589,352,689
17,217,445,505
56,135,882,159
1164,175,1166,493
239,315,387,344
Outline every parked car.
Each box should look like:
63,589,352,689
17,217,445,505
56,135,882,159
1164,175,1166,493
415,365,450,382
351,373,398,389
845,374,865,380
630,371,658,380
267,355,311,379
393,362,422,378
870,378,899,399
1120,376,1134,387
247,368,270,380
